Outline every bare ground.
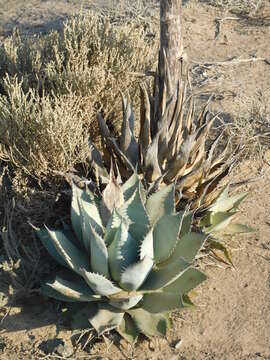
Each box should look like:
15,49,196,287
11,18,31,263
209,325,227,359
0,0,270,359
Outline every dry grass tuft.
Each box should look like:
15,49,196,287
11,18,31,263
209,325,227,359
0,10,158,183
219,89,270,159
200,0,266,14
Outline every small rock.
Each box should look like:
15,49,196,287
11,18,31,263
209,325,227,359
55,343,74,358
149,340,155,351
38,338,63,354
38,338,73,358
174,339,183,350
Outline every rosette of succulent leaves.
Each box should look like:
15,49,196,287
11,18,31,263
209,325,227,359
89,63,251,239
37,171,212,343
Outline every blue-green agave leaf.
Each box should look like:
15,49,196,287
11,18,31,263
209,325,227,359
153,212,183,263
71,183,84,245
89,225,109,278
163,268,207,294
128,308,168,337
209,188,248,213
109,295,143,310
41,276,101,302
104,209,122,246
140,292,185,313
120,256,154,291
121,172,140,201
221,223,255,235
139,258,190,291
128,223,149,243
167,232,207,263
140,228,154,260
45,227,89,274
79,196,104,252
36,228,67,268
79,269,121,296
146,183,175,225
88,303,124,335
118,188,149,228
205,212,236,233
41,285,79,303
71,303,98,330
180,210,193,237
117,314,139,344
108,222,138,282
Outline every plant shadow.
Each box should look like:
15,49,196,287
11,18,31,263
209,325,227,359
0,295,59,333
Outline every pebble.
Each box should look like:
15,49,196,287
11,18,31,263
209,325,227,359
38,338,74,358
174,339,183,350
55,342,74,358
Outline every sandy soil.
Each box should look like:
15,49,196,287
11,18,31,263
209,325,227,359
0,1,270,359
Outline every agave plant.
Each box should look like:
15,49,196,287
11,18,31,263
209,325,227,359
37,171,207,342
89,51,235,215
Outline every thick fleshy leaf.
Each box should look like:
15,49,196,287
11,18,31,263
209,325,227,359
41,284,79,303
140,228,154,260
139,258,190,291
146,183,175,225
120,96,138,166
163,268,207,294
89,225,109,278
141,292,185,313
167,232,207,264
71,183,84,245
153,212,183,263
180,211,193,237
117,314,139,344
45,228,89,274
128,308,168,337
36,228,67,267
108,222,138,282
121,172,140,201
129,223,149,243
42,276,101,302
104,209,122,246
165,132,196,183
205,212,236,233
143,133,162,183
209,188,248,213
79,269,121,296
109,295,143,310
118,188,149,228
97,113,135,173
88,140,109,182
120,256,154,291
139,85,152,159
89,303,124,335
71,304,98,330
100,171,124,226
79,196,104,252
222,223,255,235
